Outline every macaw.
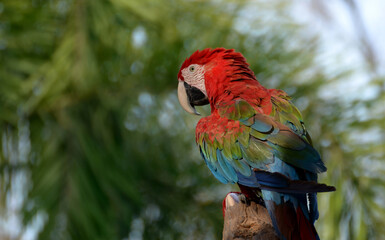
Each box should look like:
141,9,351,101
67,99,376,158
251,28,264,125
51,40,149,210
177,48,335,240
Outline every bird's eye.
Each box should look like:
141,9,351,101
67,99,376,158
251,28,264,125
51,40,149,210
189,66,195,72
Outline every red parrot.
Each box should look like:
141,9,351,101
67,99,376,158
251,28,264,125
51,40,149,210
177,48,335,240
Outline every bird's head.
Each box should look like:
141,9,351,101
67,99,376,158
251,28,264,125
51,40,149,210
177,48,254,115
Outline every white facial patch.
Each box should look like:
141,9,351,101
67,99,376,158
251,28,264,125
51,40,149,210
181,64,206,94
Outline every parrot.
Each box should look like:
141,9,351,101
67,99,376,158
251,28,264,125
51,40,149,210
176,48,335,240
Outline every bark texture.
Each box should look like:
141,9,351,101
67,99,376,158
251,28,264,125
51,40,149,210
222,193,279,240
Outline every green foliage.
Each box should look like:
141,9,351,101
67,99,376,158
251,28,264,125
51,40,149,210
0,0,384,239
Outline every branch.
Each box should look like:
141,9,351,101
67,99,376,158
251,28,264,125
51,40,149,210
222,193,279,240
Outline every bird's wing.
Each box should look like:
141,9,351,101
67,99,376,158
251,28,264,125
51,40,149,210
269,89,313,145
196,99,331,191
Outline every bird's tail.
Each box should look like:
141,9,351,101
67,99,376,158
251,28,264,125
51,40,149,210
262,190,319,240
236,170,335,239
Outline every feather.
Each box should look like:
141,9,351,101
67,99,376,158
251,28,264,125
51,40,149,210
240,137,274,167
254,170,336,193
269,141,326,173
200,148,228,184
236,171,259,188
268,130,307,150
230,158,252,177
216,149,238,183
251,116,274,133
263,190,320,240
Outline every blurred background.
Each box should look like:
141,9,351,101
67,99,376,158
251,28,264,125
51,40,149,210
0,0,384,239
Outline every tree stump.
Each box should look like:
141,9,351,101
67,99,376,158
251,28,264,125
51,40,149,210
222,193,279,240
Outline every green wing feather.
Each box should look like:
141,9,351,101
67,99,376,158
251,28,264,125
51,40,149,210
270,90,313,145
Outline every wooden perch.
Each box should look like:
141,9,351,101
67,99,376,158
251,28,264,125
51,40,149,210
222,193,279,240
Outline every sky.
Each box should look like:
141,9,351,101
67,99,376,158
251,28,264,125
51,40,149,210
291,0,384,104
356,0,385,72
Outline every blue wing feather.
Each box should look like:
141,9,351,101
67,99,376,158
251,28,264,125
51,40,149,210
199,148,228,184
216,149,238,183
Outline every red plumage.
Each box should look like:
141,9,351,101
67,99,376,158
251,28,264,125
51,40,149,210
178,48,271,112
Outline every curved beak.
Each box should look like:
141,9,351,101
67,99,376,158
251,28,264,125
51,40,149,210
177,81,209,115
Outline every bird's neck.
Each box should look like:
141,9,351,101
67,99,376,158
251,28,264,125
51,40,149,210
204,60,272,114
205,72,271,114
211,81,272,115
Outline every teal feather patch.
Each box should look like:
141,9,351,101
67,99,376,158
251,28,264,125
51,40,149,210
251,117,273,133
217,149,238,183
200,148,228,183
